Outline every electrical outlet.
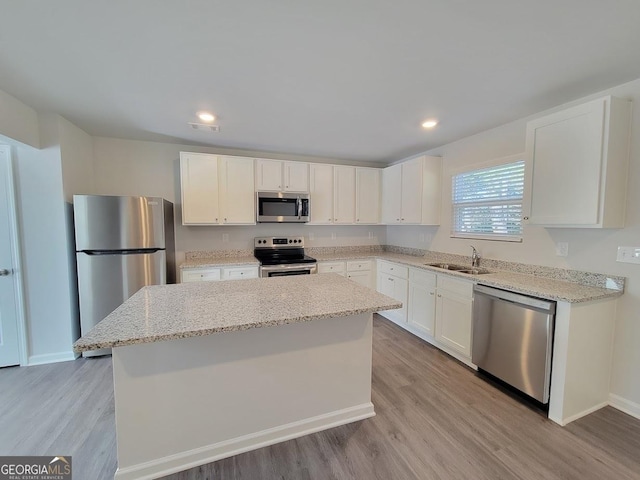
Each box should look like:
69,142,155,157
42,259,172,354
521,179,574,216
222,233,229,243
308,232,314,241
555,242,569,257
419,233,426,243
331,232,337,240
368,231,374,239
616,246,640,264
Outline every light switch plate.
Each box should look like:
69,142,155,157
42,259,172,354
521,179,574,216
556,242,569,257
616,246,640,264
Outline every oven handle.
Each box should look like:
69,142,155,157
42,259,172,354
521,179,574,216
260,263,318,276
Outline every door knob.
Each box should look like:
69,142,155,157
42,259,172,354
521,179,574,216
0,269,11,276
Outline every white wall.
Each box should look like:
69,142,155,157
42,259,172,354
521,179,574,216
0,89,39,148
388,77,640,409
92,137,386,271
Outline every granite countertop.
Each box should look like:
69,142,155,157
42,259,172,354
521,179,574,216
181,256,260,268
73,274,402,352
178,250,623,304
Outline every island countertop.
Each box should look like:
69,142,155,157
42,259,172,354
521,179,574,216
73,274,402,352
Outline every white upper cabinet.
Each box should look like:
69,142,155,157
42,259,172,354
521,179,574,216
255,159,309,192
284,162,309,192
309,164,334,224
382,163,402,224
524,96,632,228
333,166,356,224
219,156,255,224
255,159,283,191
355,168,380,224
382,156,441,225
180,152,255,226
180,152,220,225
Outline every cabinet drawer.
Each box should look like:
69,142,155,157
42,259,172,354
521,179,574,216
181,268,221,283
378,261,408,279
437,275,473,297
318,262,346,274
410,268,436,287
347,260,372,272
223,266,259,280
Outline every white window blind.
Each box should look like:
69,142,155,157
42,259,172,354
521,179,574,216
451,160,525,241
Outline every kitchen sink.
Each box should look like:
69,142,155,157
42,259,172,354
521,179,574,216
424,263,469,271
424,263,491,275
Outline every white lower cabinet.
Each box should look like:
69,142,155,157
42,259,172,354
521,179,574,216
434,276,474,358
346,260,374,288
376,261,408,323
317,261,346,276
377,261,474,366
407,269,436,336
181,266,258,283
318,260,375,289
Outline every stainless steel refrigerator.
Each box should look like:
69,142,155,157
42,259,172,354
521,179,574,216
74,195,175,357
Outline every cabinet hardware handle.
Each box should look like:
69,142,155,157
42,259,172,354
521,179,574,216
401,218,405,220
388,278,394,281
396,218,400,221
430,292,434,296
286,185,289,188
523,216,529,220
437,294,442,297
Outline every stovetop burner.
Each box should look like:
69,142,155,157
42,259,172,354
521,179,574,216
254,236,316,266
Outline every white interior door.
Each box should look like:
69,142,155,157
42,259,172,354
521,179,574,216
0,146,22,367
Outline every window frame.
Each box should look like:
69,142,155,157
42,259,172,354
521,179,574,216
449,154,525,243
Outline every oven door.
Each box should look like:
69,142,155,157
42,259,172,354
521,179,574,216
260,264,318,277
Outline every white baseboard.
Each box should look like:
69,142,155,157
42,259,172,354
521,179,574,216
27,350,78,366
114,402,375,480
610,394,640,420
551,401,610,426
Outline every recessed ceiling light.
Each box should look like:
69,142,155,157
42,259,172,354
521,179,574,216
197,112,215,123
421,119,438,129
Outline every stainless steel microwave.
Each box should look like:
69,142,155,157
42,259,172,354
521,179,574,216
256,192,310,223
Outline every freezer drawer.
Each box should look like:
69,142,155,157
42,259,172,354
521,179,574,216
77,250,166,356
472,285,556,404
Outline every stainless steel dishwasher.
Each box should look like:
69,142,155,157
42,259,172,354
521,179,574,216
472,285,556,404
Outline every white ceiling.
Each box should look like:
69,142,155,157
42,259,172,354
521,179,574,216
2,1,640,162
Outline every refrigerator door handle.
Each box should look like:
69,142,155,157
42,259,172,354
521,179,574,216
82,248,163,256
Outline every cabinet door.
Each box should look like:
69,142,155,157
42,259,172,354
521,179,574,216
421,156,442,225
180,153,220,225
525,98,605,226
347,270,373,289
356,168,380,224
255,159,283,191
435,290,473,357
333,166,356,224
318,261,346,275
284,162,309,192
381,164,402,224
401,158,423,223
408,283,436,336
377,272,408,323
181,268,221,283
219,156,255,224
222,266,259,280
309,164,334,224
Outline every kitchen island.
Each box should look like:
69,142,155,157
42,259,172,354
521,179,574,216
74,274,401,480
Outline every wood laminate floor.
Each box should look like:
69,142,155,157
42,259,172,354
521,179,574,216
1,315,639,480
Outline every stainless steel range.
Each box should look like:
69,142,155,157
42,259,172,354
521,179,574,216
254,236,317,277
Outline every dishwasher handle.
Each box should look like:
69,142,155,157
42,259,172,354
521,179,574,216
474,284,556,314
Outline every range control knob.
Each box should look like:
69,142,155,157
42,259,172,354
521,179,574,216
289,239,293,243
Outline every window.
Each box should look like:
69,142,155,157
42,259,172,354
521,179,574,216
451,158,525,241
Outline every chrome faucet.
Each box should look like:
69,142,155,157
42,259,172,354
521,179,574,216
471,245,481,268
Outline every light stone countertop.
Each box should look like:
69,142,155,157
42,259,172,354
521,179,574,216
178,251,623,304
181,256,260,268
73,274,402,352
